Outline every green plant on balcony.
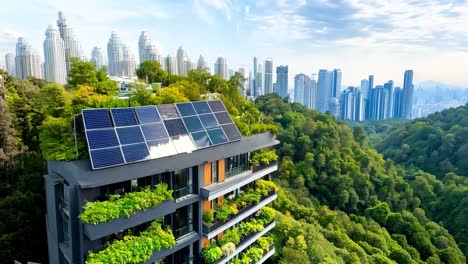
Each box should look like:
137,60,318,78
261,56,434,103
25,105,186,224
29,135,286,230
221,242,236,257
79,183,174,224
203,209,214,225
85,219,176,264
256,180,279,196
244,246,264,263
230,236,273,264
257,206,276,223
239,219,265,235
257,237,272,253
219,227,241,246
216,202,238,221
250,148,278,166
202,242,223,263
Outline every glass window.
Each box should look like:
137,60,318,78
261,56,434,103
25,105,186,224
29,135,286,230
59,183,70,245
225,153,249,178
173,205,193,239
212,198,218,211
173,168,194,199
212,161,218,183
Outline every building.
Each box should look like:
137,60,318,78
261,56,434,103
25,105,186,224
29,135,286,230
275,65,288,98
185,60,195,74
197,55,207,71
0,55,5,71
393,87,403,118
15,37,43,79
263,59,273,95
177,47,187,76
253,57,258,97
383,80,394,119
45,100,279,264
90,47,104,71
107,32,123,76
5,53,16,76
340,87,363,121
316,69,332,113
401,70,414,119
331,69,342,99
121,45,137,78
138,31,161,65
214,57,227,80
43,25,67,84
256,63,263,97
57,12,83,72
164,55,178,75
294,73,311,107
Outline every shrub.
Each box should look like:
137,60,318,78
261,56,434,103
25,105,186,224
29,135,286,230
258,207,275,223
257,237,271,253
202,243,223,263
244,246,264,262
221,242,236,257
219,228,241,246
250,148,278,166
203,210,214,225
79,183,173,224
256,180,279,196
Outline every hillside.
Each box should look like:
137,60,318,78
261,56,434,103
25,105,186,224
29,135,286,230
0,62,466,263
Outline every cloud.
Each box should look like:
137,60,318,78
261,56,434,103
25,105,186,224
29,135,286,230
194,0,233,24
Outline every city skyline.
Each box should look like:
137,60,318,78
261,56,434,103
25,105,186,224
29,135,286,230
2,0,468,87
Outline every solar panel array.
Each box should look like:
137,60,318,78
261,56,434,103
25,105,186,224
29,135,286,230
82,100,243,170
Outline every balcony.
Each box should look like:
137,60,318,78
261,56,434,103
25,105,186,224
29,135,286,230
201,161,278,201
203,191,277,239
256,245,275,264
213,222,275,264
144,231,200,264
83,200,175,240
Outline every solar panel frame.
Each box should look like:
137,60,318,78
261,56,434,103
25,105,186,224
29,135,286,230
221,124,243,141
206,127,229,145
182,116,205,133
116,126,146,145
214,111,233,125
85,129,120,149
121,143,151,163
82,109,113,130
140,122,169,140
157,104,180,120
164,118,189,137
89,147,125,170
134,106,162,124
110,108,138,127
192,101,212,114
176,102,197,117
208,100,227,112
199,113,219,129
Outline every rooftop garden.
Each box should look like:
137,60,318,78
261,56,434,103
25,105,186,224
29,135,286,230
79,183,173,224
34,59,278,161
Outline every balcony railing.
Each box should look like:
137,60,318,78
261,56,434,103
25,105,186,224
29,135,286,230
203,190,276,236
255,245,275,264
252,161,278,173
174,186,192,199
225,165,250,178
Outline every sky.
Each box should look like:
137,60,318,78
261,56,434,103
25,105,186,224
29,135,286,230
2,0,468,87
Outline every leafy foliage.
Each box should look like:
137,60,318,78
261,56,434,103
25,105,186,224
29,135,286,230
79,183,173,224
85,219,175,264
250,148,278,166
202,242,223,263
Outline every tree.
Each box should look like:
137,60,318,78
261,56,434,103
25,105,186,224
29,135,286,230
0,75,19,176
68,58,98,87
136,61,168,84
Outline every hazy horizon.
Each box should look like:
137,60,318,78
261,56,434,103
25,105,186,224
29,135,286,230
2,0,468,87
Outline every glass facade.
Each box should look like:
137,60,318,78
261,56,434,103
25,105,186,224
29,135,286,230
59,182,70,246
225,153,249,178
173,168,194,199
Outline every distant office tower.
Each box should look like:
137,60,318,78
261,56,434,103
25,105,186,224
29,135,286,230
316,69,333,113
43,25,67,84
365,75,374,119
294,73,312,108
331,69,342,98
15,38,42,79
164,55,177,75
197,55,207,70
177,47,187,76
238,67,248,94
340,87,363,121
138,31,161,65
57,12,83,72
185,60,195,74
121,45,136,77
107,32,123,76
256,63,263,96
253,57,258,97
393,87,403,118
383,80,394,119
214,57,227,80
4,53,15,76
275,65,288,98
248,71,254,96
90,47,104,70
264,59,273,94
401,70,414,119
310,77,317,110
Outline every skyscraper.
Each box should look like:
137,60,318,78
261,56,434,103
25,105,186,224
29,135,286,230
402,70,414,119
43,25,67,84
365,75,374,119
90,47,104,70
185,60,195,74
383,80,394,119
264,59,273,94
107,32,123,76
5,53,15,76
57,12,83,72
214,57,227,80
253,57,258,97
294,73,312,107
393,87,403,118
15,38,42,79
121,45,136,77
177,47,187,76
340,87,363,121
197,55,207,71
331,69,342,98
164,55,177,75
138,31,161,65
275,65,288,98
316,69,333,113
256,63,263,96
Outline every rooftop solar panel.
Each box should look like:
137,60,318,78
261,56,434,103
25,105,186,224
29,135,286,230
135,106,161,124
90,147,125,169
82,109,113,129
83,100,243,170
116,126,145,145
111,108,138,127
86,129,119,149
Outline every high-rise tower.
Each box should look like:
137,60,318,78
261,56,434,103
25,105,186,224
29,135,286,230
15,38,42,79
90,47,104,71
264,59,273,95
43,25,67,84
57,12,83,72
107,32,123,76
275,65,288,98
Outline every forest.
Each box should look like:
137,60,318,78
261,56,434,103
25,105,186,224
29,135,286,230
0,60,466,263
